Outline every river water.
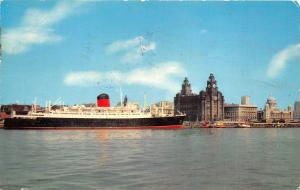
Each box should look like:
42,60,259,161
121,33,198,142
0,128,299,190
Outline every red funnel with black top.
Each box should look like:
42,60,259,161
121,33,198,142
97,93,110,107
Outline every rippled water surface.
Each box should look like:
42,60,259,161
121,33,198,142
0,128,300,190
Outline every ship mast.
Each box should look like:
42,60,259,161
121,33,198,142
143,93,147,112
120,87,123,107
32,97,37,113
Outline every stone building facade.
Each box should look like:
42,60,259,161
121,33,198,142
294,101,300,121
174,73,224,121
0,104,33,115
150,101,174,116
224,96,257,122
199,74,224,121
263,96,293,123
174,77,199,121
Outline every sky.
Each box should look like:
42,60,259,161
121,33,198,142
1,1,300,109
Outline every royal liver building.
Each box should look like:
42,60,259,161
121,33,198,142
174,73,224,121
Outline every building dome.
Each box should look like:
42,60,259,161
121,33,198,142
268,96,275,100
208,73,216,83
267,96,277,103
266,96,277,110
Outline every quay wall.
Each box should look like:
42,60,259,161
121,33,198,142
251,123,300,128
184,122,300,128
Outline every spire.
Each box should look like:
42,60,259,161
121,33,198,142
123,95,128,106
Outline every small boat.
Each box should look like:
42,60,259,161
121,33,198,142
237,123,251,128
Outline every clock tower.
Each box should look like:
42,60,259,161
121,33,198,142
181,77,193,95
200,73,224,121
174,74,224,122
206,73,218,94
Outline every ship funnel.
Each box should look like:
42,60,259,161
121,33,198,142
97,93,110,107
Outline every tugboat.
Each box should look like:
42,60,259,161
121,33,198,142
4,93,185,130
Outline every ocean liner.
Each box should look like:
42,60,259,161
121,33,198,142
4,93,185,130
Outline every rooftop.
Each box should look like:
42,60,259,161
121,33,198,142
224,103,257,108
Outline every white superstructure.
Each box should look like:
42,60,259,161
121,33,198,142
12,103,178,119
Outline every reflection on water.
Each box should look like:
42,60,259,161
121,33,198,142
32,130,154,142
39,132,91,141
0,129,300,190
95,130,153,168
200,128,224,136
96,130,153,141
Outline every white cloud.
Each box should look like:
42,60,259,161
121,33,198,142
64,61,185,92
266,43,300,78
126,62,185,92
106,36,143,53
121,48,143,63
294,0,300,8
106,36,156,64
2,1,83,55
64,71,102,87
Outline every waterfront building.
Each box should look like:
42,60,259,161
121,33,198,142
257,109,264,122
294,101,300,121
150,101,174,116
174,77,199,121
263,96,293,123
199,73,224,121
0,104,33,115
174,73,224,121
224,96,257,122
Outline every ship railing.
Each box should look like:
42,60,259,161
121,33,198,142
21,112,154,118
12,112,179,119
